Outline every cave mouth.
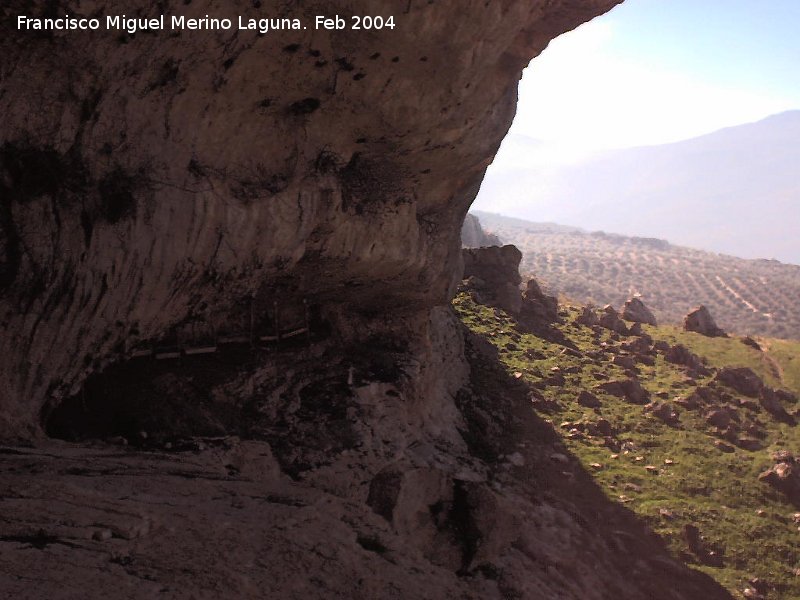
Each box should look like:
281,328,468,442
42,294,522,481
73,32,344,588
44,302,335,445
42,345,262,446
41,309,411,474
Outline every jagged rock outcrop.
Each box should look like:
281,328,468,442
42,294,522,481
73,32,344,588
520,278,560,325
460,246,559,331
715,367,795,425
462,245,523,314
684,305,727,337
622,297,657,326
598,305,630,336
461,213,501,248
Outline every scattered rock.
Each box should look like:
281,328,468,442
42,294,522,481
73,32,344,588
577,391,602,408
589,419,615,437
652,340,672,354
612,355,637,371
628,322,644,336
674,394,701,410
595,378,650,405
736,437,763,452
645,401,680,426
575,306,599,327
598,305,630,336
740,336,762,351
620,335,653,355
684,305,727,337
664,344,710,376
622,297,657,326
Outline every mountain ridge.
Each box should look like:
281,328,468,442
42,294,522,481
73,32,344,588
475,111,800,264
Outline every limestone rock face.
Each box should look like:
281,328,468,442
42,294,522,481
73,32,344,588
684,305,727,337
461,213,502,248
0,2,737,599
0,0,622,436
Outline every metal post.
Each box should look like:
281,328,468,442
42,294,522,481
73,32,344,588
250,295,255,348
273,299,280,355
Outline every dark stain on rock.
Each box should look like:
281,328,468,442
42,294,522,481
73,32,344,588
289,98,321,115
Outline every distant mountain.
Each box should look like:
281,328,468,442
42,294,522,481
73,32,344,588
476,111,800,264
474,211,800,340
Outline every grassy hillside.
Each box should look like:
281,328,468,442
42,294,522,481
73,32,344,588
474,211,800,340
454,291,800,599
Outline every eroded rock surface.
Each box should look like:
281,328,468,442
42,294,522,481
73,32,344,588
0,0,622,436
0,1,738,598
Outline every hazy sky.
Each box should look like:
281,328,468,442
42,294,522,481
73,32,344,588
501,0,800,156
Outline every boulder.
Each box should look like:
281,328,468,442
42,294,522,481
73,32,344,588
664,344,710,376
462,245,523,314
759,387,796,425
520,278,560,325
684,305,727,337
715,367,764,397
575,306,599,327
620,335,653,355
595,379,650,405
622,297,657,326
645,401,680,426
612,355,637,371
598,305,629,336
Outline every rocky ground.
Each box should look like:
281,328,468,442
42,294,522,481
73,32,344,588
1,302,734,599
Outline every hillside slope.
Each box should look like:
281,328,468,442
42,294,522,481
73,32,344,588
475,112,800,264
454,284,800,600
474,211,800,340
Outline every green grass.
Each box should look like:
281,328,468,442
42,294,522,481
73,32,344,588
453,293,800,599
